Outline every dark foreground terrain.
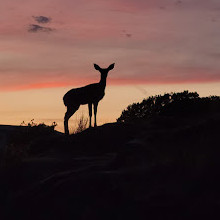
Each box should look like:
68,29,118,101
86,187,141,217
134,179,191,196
0,113,220,219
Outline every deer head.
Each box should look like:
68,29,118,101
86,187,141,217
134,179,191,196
94,63,115,79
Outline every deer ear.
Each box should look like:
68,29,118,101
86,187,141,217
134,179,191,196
94,64,101,71
108,63,115,70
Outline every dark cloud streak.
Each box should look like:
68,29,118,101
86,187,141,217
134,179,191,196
28,24,54,33
33,16,51,23
122,30,132,38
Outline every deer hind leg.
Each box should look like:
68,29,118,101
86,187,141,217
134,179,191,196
64,105,79,135
93,102,98,127
88,103,92,128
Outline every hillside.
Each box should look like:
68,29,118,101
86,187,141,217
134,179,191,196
0,111,220,219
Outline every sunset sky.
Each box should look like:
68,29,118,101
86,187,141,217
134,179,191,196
1,0,220,132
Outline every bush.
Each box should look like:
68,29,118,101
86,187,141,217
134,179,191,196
117,91,220,123
3,120,57,167
73,114,88,134
20,119,57,134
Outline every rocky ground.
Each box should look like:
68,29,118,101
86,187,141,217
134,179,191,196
0,113,220,219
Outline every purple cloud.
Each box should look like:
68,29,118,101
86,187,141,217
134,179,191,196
28,24,54,33
33,16,51,24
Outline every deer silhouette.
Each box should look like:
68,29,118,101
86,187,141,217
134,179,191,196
63,63,115,135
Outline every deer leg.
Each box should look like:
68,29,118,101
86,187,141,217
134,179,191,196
64,105,79,135
88,103,92,128
93,102,98,127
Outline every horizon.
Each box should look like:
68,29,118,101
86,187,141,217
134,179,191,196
1,82,220,132
1,0,220,132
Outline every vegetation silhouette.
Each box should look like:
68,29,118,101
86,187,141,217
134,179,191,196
3,120,57,166
63,63,115,135
72,114,88,134
1,91,220,220
117,90,220,122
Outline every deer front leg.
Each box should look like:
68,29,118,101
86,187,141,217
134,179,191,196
64,111,71,135
93,102,98,127
88,103,92,128
64,106,79,135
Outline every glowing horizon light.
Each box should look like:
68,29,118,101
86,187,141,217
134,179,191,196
0,0,220,131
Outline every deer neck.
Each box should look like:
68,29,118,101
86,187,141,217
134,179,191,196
99,76,107,90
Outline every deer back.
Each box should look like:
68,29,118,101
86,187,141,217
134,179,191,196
63,83,105,106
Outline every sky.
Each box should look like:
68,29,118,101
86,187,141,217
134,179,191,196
0,0,220,132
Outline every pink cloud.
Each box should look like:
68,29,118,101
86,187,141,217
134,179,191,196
0,0,220,91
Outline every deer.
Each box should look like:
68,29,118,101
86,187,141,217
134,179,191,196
63,63,115,135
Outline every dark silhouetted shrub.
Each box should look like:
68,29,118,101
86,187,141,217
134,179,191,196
4,120,57,167
117,91,220,122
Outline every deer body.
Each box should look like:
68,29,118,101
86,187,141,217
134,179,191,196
63,83,105,106
63,63,115,135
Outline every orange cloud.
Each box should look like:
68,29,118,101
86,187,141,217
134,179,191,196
1,76,220,92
